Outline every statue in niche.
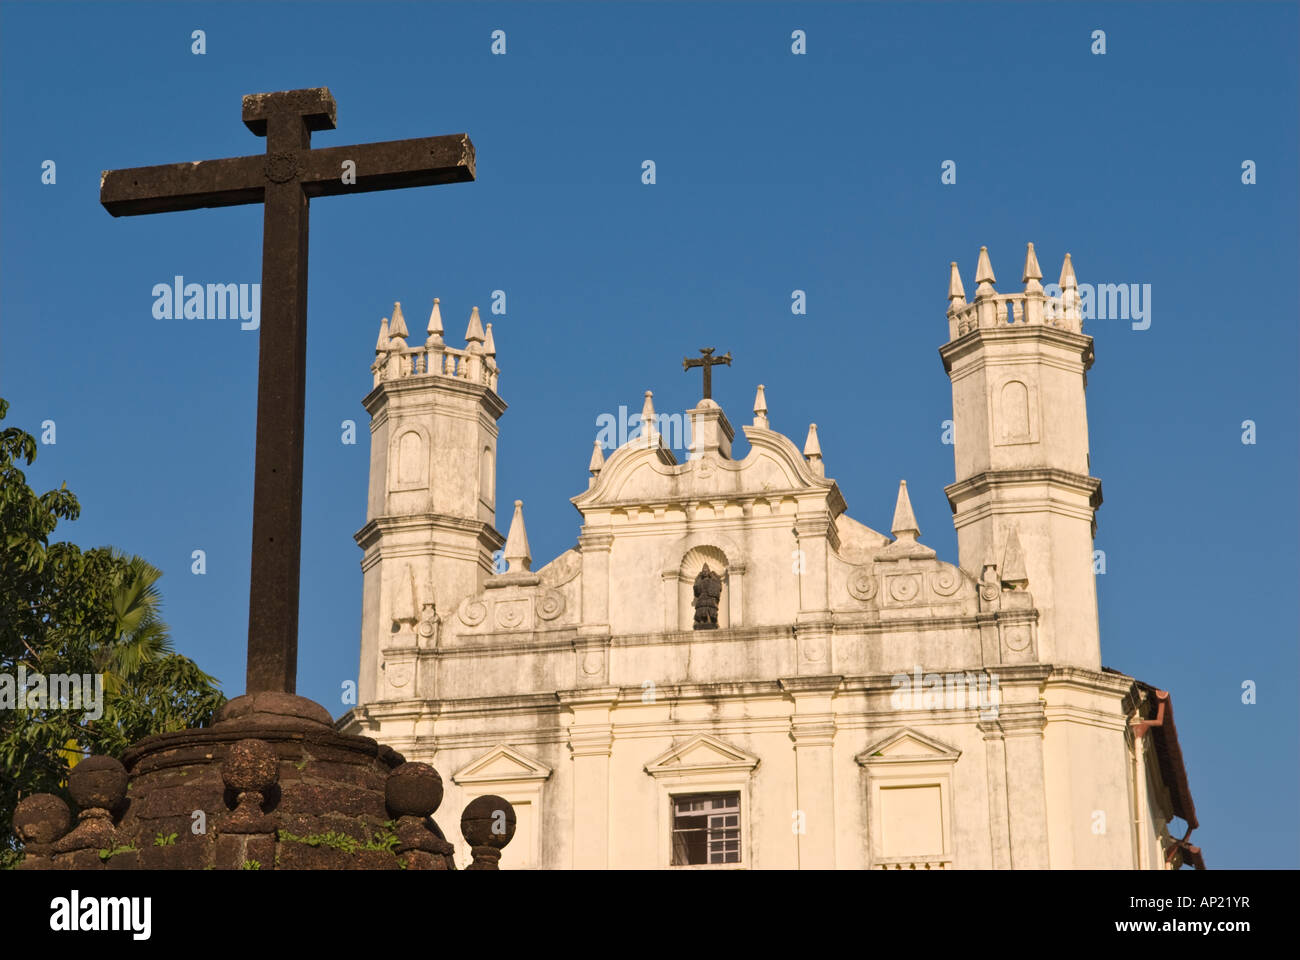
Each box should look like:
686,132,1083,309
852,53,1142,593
692,564,722,630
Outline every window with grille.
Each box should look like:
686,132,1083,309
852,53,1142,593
671,792,741,865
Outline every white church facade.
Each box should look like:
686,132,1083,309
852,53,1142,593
338,243,1204,870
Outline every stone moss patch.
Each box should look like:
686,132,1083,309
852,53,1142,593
278,822,399,855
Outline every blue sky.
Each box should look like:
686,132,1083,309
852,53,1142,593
1,1,1296,868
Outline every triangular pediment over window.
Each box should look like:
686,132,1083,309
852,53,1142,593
644,734,760,779
855,728,962,766
452,744,552,785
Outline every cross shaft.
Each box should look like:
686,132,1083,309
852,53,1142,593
100,88,475,695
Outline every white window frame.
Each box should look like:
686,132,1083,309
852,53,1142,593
856,729,960,870
669,790,743,866
645,734,759,870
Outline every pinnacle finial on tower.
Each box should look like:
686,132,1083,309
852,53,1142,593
890,479,921,541
1022,242,1043,293
426,298,444,346
589,440,605,477
503,500,531,573
1059,252,1081,326
639,390,658,446
483,322,496,357
389,301,409,339
1001,525,1028,589
753,384,769,428
948,261,966,305
1020,242,1046,322
375,316,390,355
1059,252,1078,289
465,306,485,345
975,246,997,298
803,423,824,476
803,423,822,458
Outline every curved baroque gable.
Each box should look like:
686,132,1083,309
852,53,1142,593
571,424,841,513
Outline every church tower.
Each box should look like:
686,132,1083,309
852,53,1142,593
940,244,1103,669
354,298,506,703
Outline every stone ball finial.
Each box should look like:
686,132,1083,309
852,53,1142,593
461,794,516,849
14,793,72,846
222,738,280,794
385,762,444,818
68,755,128,813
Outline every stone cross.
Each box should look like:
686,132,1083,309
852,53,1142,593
100,88,476,695
683,347,732,400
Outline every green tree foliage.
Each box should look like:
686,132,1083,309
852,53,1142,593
0,399,226,867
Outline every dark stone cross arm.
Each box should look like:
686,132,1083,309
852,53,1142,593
100,136,474,215
98,88,475,696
